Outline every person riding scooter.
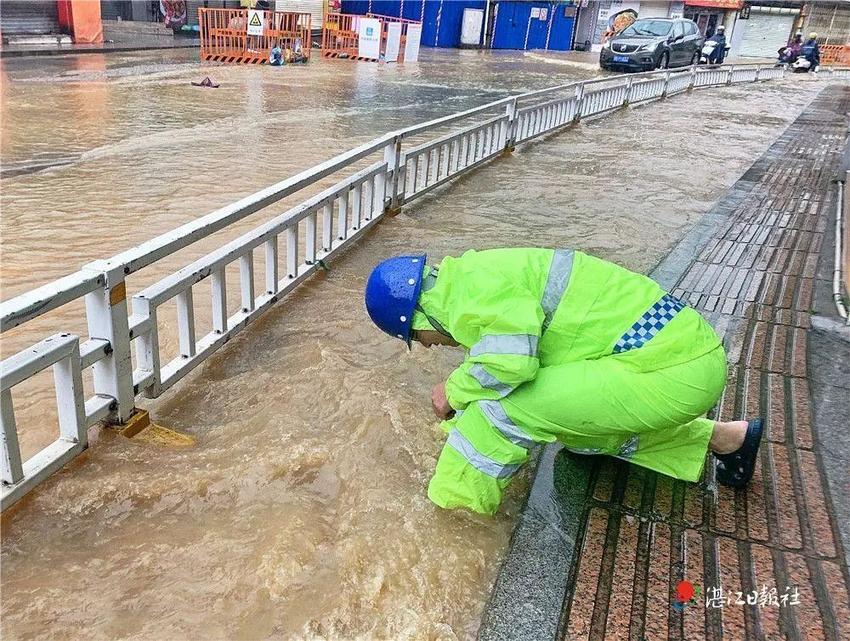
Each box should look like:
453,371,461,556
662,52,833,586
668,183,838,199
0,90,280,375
801,32,821,70
705,25,727,64
779,31,803,64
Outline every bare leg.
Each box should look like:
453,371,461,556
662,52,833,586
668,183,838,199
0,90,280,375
709,420,748,454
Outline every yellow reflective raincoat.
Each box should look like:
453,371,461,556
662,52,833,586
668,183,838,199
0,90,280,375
418,248,726,515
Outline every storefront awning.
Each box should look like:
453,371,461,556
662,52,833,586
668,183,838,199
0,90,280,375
684,0,744,9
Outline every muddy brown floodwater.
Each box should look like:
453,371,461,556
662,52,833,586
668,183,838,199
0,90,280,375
0,48,825,640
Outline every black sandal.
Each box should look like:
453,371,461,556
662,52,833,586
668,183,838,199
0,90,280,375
714,418,764,488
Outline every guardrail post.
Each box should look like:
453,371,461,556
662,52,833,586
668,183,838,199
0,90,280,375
1,390,23,486
662,70,671,98
81,260,134,424
754,65,761,82
504,98,518,152
385,134,403,214
688,64,696,91
574,83,585,124
726,65,734,85
132,295,161,399
623,78,633,107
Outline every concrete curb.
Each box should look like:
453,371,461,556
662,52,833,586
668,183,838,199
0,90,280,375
478,445,593,641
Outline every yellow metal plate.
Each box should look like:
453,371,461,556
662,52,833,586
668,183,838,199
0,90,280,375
119,410,195,447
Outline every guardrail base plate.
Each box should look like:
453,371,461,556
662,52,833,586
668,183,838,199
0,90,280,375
118,409,195,447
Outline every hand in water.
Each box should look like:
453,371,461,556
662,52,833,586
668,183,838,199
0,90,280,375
431,382,454,420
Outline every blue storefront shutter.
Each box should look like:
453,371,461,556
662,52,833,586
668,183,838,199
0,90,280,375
419,0,439,46
402,0,425,22
492,1,524,49
492,1,572,51
370,0,401,17
525,4,550,49
547,4,574,51
419,0,486,48
341,0,370,15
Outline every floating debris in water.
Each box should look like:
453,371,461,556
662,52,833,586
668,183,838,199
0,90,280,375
191,77,219,88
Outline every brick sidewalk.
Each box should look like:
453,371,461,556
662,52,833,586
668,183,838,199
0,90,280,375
561,85,850,641
479,84,850,641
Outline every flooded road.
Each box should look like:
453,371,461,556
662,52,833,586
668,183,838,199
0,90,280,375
0,48,825,640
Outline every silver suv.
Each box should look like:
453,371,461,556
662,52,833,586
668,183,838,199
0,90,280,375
600,18,704,72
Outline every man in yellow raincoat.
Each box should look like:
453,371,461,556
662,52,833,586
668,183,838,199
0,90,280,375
364,248,763,515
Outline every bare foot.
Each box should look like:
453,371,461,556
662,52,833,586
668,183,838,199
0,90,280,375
710,420,748,455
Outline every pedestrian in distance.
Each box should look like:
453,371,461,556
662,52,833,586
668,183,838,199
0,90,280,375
269,46,284,66
364,248,764,515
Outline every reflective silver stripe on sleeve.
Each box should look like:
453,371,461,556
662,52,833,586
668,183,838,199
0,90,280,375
468,364,513,397
421,267,439,292
541,249,574,331
479,400,535,449
469,334,539,358
446,429,521,479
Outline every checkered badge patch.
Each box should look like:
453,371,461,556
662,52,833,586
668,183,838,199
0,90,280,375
613,294,686,354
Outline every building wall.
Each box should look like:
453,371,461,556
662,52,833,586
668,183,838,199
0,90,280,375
341,0,574,50
425,0,490,48
491,2,575,50
803,1,850,45
640,0,673,18
573,1,600,49
727,7,746,53
342,0,488,48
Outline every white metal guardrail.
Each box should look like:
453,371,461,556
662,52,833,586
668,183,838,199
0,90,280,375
1,62,848,510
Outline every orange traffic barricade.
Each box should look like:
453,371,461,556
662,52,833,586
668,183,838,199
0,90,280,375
820,44,850,66
321,11,421,62
199,7,311,65
321,12,361,59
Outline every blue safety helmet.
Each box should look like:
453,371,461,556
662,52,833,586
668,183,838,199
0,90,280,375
364,254,427,346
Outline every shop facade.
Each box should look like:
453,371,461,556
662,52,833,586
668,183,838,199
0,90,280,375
0,0,103,43
727,1,803,59
572,1,686,53
683,0,741,36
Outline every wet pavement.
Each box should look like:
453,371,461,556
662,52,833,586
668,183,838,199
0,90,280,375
0,49,833,640
482,84,850,641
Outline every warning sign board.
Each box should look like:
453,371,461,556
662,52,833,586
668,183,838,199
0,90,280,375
384,22,402,62
403,23,422,62
247,10,265,36
357,18,381,60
